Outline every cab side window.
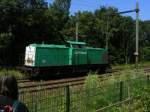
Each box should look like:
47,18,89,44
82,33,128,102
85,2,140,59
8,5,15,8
66,43,70,47
72,44,79,48
72,44,85,49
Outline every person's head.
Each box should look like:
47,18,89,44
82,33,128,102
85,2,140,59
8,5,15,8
0,74,19,100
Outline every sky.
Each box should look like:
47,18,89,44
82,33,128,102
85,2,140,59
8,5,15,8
47,0,149,21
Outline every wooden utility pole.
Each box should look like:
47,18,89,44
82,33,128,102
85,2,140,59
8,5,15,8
135,1,139,69
76,22,79,42
76,14,79,42
106,19,109,50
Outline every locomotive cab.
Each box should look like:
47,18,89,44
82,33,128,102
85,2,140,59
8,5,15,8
67,41,87,65
67,41,86,49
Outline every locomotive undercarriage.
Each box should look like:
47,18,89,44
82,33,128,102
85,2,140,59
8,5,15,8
21,64,110,77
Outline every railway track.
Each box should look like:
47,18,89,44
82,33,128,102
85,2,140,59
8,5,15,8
19,76,104,93
144,67,150,73
18,76,86,93
18,67,150,93
18,70,122,93
17,78,31,83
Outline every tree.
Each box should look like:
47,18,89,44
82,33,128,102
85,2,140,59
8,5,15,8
48,0,71,43
0,0,48,65
139,21,150,61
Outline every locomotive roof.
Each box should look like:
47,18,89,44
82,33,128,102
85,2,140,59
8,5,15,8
67,41,86,45
29,44,67,48
86,47,107,50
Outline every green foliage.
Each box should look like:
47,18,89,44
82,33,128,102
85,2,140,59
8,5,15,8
0,32,14,64
81,70,150,111
0,0,49,65
52,0,71,13
0,68,25,78
48,0,71,43
83,73,108,112
0,32,14,47
139,89,150,111
141,47,150,61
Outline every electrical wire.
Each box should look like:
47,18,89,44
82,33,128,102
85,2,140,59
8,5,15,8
71,0,100,8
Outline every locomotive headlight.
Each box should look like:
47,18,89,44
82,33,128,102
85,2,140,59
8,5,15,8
42,59,46,64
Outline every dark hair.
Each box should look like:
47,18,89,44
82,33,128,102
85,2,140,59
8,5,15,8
0,75,19,100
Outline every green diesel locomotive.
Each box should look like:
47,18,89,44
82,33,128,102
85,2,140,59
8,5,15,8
24,41,109,76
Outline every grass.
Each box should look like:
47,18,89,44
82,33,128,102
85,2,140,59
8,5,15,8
112,61,150,70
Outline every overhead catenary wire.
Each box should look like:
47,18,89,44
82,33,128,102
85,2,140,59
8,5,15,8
71,0,100,8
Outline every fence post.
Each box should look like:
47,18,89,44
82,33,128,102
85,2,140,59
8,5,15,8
32,92,38,112
147,75,150,86
128,80,132,112
66,85,70,112
119,81,123,101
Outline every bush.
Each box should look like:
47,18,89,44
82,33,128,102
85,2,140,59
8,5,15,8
83,72,108,112
0,68,25,78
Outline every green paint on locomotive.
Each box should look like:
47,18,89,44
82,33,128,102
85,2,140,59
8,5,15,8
87,47,108,64
68,41,87,65
24,41,108,67
25,44,69,67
